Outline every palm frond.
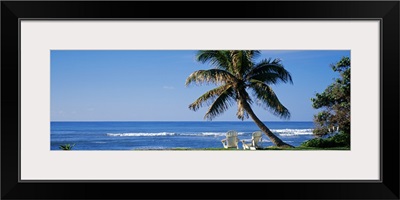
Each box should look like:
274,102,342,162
185,69,237,86
189,84,233,111
246,58,293,85
224,50,260,78
204,87,235,120
229,51,245,77
249,73,285,85
236,100,249,120
250,80,291,119
235,89,253,120
248,50,261,60
196,50,233,72
241,50,261,75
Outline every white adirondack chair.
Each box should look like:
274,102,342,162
221,130,240,149
241,131,263,150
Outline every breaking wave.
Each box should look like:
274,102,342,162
272,129,314,136
106,132,246,137
106,129,313,137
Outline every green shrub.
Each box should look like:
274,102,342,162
301,133,350,148
59,143,75,150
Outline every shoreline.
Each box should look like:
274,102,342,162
133,146,350,151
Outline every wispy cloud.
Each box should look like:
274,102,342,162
163,86,175,90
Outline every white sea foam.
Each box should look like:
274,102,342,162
134,146,169,150
200,132,227,137
106,129,312,137
271,129,314,136
106,132,246,137
106,132,176,137
198,132,245,137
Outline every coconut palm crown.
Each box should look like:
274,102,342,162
186,50,294,148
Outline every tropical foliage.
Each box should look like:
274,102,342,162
301,133,350,148
186,50,294,148
311,56,350,137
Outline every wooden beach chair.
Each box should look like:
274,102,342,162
221,130,240,149
241,131,263,150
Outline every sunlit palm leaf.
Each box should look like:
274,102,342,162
230,51,245,77
235,89,253,120
185,69,237,86
196,50,233,72
236,100,249,120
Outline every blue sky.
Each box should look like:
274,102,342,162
51,50,350,121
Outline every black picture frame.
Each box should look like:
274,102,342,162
2,1,399,199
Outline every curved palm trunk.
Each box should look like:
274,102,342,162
242,101,294,148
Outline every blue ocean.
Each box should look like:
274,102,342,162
50,121,316,150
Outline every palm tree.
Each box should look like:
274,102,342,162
186,50,294,148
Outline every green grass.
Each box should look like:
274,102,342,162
261,146,350,150
170,147,239,150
